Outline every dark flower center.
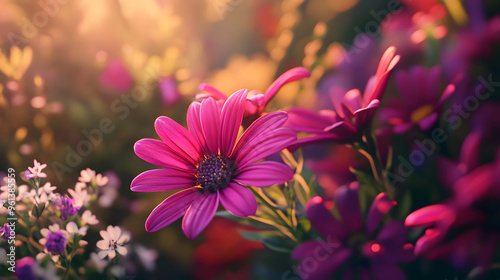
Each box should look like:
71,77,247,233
196,154,235,193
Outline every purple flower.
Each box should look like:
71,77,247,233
379,66,455,133
286,47,399,147
131,89,296,239
406,151,500,270
14,257,35,280
197,67,310,127
292,183,414,280
0,222,12,239
52,195,80,220
44,230,67,254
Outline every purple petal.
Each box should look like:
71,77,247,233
235,162,293,187
200,97,221,154
376,221,408,248
131,169,196,192
366,192,397,235
306,196,349,241
219,183,257,217
286,108,336,133
145,188,202,232
235,128,296,169
134,139,195,172
418,112,438,131
187,102,208,153
233,111,289,155
220,89,247,157
263,67,310,104
287,134,344,152
334,183,363,232
182,191,219,239
296,247,352,280
371,263,406,280
155,117,202,163
291,240,323,260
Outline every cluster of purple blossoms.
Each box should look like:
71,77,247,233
51,195,80,220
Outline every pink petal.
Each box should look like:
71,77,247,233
182,191,219,239
297,247,352,280
286,108,336,133
324,121,358,138
235,162,293,187
287,134,344,152
291,240,323,260
235,128,296,169
219,183,257,217
134,139,195,172
353,99,380,128
197,83,228,100
220,89,247,157
366,192,397,235
131,169,196,192
145,188,202,232
155,116,202,163
187,102,208,153
200,97,221,155
232,111,289,155
263,67,310,104
405,204,453,228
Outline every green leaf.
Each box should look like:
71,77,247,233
238,230,279,242
260,235,296,253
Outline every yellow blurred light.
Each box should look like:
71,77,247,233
304,40,322,56
277,30,294,47
33,114,47,128
314,22,327,37
271,47,286,61
280,13,297,28
0,84,5,106
175,68,191,81
34,75,44,88
442,0,468,26
15,127,28,141
328,0,359,13
41,130,54,148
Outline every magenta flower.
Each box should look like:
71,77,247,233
197,67,310,127
380,66,455,134
406,151,500,270
292,183,414,280
131,89,296,239
159,77,182,107
286,47,400,147
1,222,12,239
99,59,134,93
14,257,35,280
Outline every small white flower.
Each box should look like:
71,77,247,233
28,159,48,178
96,225,130,259
135,245,159,272
68,182,90,208
82,210,99,225
87,252,108,273
66,221,88,246
79,168,108,186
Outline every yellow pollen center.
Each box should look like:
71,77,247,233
410,105,434,123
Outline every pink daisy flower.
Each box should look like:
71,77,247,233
131,89,296,239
